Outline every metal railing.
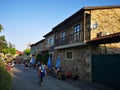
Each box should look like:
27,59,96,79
55,30,83,46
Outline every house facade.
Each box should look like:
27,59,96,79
30,39,45,55
30,5,120,89
30,44,36,56
52,5,120,89
52,6,91,81
43,30,55,60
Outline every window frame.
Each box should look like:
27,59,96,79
65,50,74,60
61,31,66,40
47,36,54,46
73,24,80,41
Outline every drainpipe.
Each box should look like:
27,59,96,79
84,11,86,42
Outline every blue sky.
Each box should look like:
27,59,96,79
0,0,120,51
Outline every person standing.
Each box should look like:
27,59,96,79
30,56,35,68
24,60,29,70
37,62,46,86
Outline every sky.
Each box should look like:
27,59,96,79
0,0,120,51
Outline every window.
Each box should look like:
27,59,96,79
65,50,73,60
74,24,80,33
47,36,54,46
47,38,51,46
67,52,72,58
74,24,80,41
61,31,66,40
51,37,54,45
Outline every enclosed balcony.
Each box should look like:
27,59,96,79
54,30,88,49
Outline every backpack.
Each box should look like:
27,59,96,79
38,65,45,77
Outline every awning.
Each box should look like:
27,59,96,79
87,32,120,45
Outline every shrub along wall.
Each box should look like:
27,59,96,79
0,59,11,90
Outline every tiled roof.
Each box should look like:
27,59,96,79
16,50,23,54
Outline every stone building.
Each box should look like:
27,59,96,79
52,5,120,89
30,5,120,89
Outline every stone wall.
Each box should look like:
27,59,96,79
91,42,120,55
56,46,92,81
91,8,120,39
53,7,120,83
90,8,120,54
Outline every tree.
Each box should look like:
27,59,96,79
2,48,10,55
8,42,15,48
0,24,3,32
9,48,16,55
0,36,8,52
0,57,12,90
35,54,43,63
24,49,30,56
43,53,49,65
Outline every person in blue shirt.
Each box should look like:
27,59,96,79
37,62,46,86
30,57,35,68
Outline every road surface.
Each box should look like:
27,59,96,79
11,64,114,90
11,64,80,90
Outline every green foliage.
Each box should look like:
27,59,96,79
0,36,8,52
9,48,16,55
24,49,30,56
35,54,43,63
2,48,10,55
0,58,11,90
8,42,15,48
0,24,11,90
0,24,3,32
43,53,49,65
2,48,16,56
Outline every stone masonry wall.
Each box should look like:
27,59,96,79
91,8,120,39
90,8,120,54
91,43,120,55
57,46,92,81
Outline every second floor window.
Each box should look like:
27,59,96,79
51,37,54,45
74,24,80,41
47,36,54,46
61,31,66,40
48,38,51,46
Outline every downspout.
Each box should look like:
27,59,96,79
84,11,86,42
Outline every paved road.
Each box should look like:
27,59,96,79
11,64,114,90
11,64,80,90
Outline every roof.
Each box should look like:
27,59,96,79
30,44,35,46
87,32,120,45
83,5,120,10
30,39,45,46
43,30,54,37
16,50,23,55
52,5,120,31
34,39,45,45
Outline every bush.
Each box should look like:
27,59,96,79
0,59,11,90
43,53,49,65
35,54,43,63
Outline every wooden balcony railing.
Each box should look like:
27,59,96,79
55,30,83,46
